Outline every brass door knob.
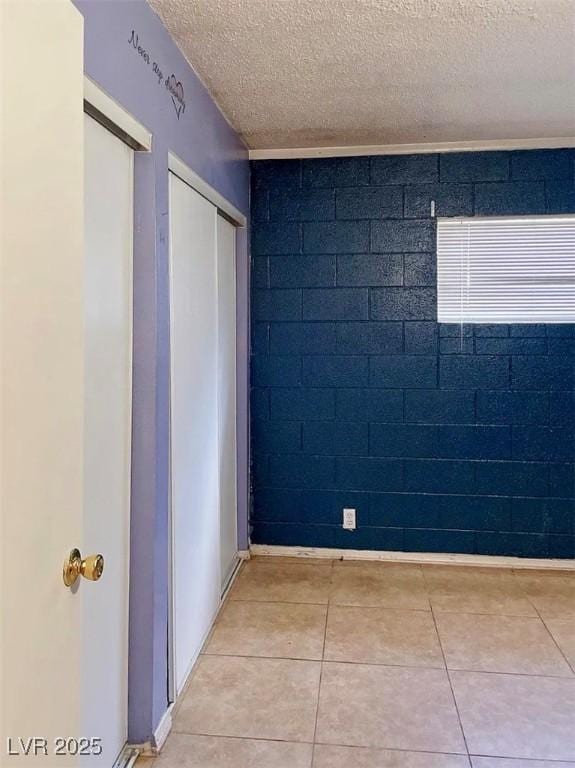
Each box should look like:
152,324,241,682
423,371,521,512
63,548,105,587
81,553,105,581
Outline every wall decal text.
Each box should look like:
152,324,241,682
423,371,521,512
128,30,186,120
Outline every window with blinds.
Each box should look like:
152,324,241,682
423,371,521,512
436,215,575,324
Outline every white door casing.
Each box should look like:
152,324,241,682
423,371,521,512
1,1,85,763
82,114,133,765
169,174,221,694
217,216,238,590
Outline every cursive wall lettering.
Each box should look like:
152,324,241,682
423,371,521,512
128,30,186,120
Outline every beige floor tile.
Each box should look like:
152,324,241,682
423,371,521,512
205,601,327,660
229,562,331,604
135,757,155,768
451,670,575,761
173,655,321,742
154,733,313,768
316,662,466,753
333,559,423,568
515,573,575,619
324,605,443,667
471,758,575,768
329,564,429,610
424,565,512,576
423,567,537,616
436,613,573,676
545,617,575,670
513,567,575,577
313,744,470,767
251,555,333,566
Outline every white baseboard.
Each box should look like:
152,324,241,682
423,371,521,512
153,704,174,752
250,544,575,570
221,555,247,599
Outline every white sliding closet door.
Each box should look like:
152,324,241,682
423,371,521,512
169,173,220,693
217,216,238,589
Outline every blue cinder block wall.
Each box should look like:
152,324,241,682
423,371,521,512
250,149,575,558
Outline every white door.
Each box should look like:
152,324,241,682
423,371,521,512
169,173,220,694
217,216,238,589
1,3,132,765
1,2,85,763
82,114,133,765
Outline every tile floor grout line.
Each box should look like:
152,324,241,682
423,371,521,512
169,561,575,766
225,598,331,607
169,728,314,745
468,752,575,764
512,570,575,671
245,559,335,566
158,726,575,764
313,741,468,756
168,736,575,764
229,598,330,606
513,570,574,612
433,609,575,680
169,728,476,757
226,594,565,618
310,567,332,766
430,604,472,761
229,592,559,617
199,650,575,679
532,603,575,677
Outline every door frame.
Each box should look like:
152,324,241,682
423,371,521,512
168,152,247,228
166,152,246,705
84,76,152,152
83,77,151,768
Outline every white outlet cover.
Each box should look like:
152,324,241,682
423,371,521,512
343,508,356,530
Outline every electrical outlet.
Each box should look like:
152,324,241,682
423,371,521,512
343,508,356,530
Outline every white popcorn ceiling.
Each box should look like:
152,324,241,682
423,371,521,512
148,0,575,150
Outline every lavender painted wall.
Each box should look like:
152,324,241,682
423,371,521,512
73,0,250,744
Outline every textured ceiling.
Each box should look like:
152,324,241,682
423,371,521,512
148,0,575,150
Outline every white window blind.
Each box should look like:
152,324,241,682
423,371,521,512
437,215,575,324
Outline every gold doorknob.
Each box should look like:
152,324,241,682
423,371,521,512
63,548,105,587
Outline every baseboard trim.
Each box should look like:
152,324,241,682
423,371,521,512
248,137,575,160
250,544,575,570
153,704,174,752
221,554,247,599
